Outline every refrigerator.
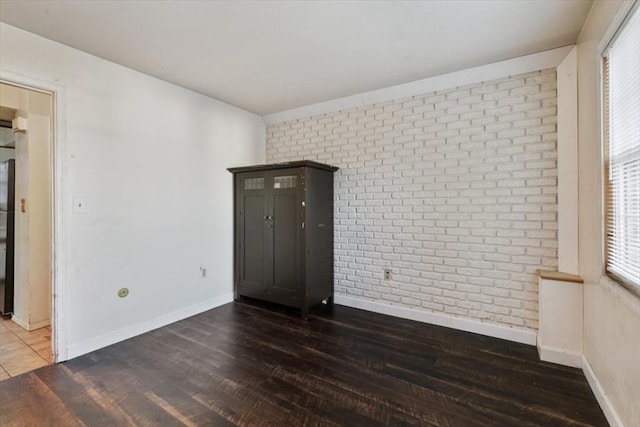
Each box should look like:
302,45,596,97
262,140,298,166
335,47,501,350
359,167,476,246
0,159,15,315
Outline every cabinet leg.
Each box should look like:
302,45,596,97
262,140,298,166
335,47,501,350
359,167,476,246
301,306,309,320
321,296,334,307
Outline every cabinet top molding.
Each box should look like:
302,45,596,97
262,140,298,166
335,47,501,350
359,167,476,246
227,160,339,173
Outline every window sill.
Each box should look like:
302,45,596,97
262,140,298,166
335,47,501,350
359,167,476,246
537,270,584,284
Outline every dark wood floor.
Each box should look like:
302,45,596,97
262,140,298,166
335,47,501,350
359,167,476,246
0,300,607,426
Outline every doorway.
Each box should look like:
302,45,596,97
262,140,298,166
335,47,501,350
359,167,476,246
0,82,53,380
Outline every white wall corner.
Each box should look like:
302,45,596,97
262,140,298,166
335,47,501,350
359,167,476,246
582,355,625,427
556,46,580,275
335,294,537,345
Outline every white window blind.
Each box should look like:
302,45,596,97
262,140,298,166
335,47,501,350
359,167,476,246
603,3,640,290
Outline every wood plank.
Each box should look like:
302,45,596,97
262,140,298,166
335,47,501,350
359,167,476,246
33,365,124,426
0,365,9,381
0,373,84,427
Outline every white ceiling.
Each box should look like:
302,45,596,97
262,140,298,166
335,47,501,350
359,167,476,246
0,0,593,115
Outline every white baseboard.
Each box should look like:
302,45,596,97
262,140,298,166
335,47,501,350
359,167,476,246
582,355,623,427
536,336,582,368
67,293,234,360
334,294,537,345
11,315,50,331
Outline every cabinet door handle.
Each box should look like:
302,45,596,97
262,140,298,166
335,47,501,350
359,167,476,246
264,215,273,221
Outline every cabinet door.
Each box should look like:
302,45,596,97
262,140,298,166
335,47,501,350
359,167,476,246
267,171,303,297
237,172,269,292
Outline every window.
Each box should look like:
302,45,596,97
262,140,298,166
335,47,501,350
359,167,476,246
603,3,640,292
244,177,264,190
273,175,297,189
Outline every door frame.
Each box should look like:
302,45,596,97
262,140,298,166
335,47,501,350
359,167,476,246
0,69,69,363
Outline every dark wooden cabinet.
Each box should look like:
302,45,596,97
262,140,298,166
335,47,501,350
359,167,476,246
228,161,338,318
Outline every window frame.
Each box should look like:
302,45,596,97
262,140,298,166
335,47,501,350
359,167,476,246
600,0,640,296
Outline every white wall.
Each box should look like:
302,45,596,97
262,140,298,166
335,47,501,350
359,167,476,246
267,69,558,338
576,1,640,425
0,23,266,359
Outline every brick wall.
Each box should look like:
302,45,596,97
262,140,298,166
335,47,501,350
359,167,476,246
266,69,558,331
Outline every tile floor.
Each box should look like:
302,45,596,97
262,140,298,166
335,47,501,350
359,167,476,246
0,316,51,381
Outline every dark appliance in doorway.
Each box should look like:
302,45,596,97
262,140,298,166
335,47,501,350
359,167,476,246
0,159,15,315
